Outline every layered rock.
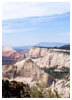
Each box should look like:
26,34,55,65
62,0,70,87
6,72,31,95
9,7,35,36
2,58,49,85
2,46,28,65
28,46,70,57
2,56,15,65
28,47,70,68
2,46,70,98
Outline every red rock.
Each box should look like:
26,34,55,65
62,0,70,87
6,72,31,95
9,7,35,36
2,47,28,65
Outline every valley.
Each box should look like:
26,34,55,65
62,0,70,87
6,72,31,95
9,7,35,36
2,45,70,98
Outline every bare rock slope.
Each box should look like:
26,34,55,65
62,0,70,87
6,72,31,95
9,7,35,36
2,47,70,97
2,46,27,65
28,47,70,68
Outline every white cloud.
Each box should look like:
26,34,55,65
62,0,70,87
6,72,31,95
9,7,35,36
2,2,70,20
2,28,36,33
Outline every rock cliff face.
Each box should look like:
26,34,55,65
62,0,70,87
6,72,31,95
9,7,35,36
2,47,28,65
2,56,15,65
2,47,70,97
28,47,70,57
28,47,70,68
3,58,50,85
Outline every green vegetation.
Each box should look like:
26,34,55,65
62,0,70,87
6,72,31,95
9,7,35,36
2,79,69,98
41,66,70,79
43,89,61,98
30,85,43,98
30,83,61,98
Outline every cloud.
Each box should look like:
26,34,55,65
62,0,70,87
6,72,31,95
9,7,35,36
2,2,70,20
2,28,36,33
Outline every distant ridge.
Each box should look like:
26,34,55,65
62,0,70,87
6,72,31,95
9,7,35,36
35,42,69,47
3,46,16,52
58,45,70,50
12,42,69,52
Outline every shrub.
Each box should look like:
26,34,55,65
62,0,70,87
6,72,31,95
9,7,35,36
2,79,31,98
30,85,41,98
42,89,61,98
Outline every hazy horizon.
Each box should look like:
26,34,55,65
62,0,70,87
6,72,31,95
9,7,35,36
2,41,70,48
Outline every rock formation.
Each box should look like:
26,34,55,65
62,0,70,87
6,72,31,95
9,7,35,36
2,46,28,65
2,46,70,98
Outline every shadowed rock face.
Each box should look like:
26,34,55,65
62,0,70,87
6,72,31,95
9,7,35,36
3,58,58,89
2,58,51,85
2,47,28,65
2,51,22,65
2,47,70,98
2,56,15,65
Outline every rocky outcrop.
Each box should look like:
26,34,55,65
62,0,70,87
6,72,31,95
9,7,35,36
2,47,70,98
2,47,21,62
28,47,70,68
2,56,15,65
3,58,52,85
2,47,28,65
28,47,70,57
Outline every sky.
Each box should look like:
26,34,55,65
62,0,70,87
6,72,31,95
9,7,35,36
2,2,70,47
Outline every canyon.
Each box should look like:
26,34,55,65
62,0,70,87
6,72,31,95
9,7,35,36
2,46,70,98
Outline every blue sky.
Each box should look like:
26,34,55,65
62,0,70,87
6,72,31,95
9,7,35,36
2,2,70,47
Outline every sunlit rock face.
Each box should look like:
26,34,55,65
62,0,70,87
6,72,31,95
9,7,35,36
2,58,49,85
28,47,70,68
2,46,70,98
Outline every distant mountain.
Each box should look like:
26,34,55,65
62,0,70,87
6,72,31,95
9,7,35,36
35,42,68,47
13,42,69,52
13,46,31,52
58,45,70,50
3,46,16,52
2,46,23,65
